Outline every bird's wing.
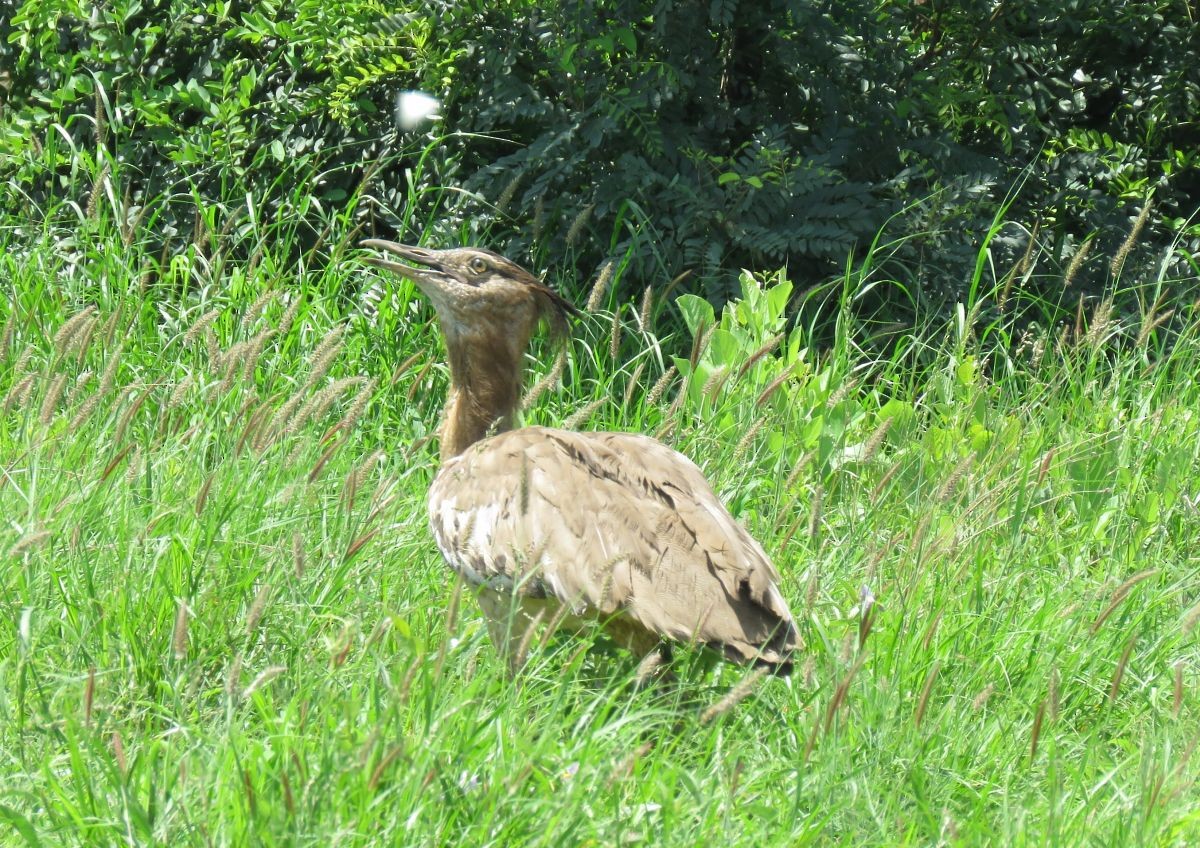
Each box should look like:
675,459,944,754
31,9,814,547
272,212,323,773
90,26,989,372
427,426,798,665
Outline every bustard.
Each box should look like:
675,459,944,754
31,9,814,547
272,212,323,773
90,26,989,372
362,240,799,674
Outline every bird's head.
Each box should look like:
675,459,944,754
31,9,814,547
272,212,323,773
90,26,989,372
360,240,578,344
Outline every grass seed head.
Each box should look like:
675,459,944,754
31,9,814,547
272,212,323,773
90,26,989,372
645,365,677,408
173,600,189,659
585,260,617,313
52,306,98,358
1110,200,1152,279
1063,238,1093,289
39,373,69,425
565,203,594,248
609,304,623,361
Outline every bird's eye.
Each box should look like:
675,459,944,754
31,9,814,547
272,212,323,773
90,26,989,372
469,257,488,275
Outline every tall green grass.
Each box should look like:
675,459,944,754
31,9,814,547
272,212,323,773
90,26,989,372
2,159,1200,845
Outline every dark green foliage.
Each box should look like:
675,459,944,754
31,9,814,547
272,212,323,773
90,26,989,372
2,0,1197,315
0,0,438,260
423,0,1199,306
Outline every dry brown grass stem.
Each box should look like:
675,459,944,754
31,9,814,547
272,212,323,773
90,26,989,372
609,305,623,362
1090,568,1159,634
755,365,794,407
101,307,124,347
204,328,220,365
87,162,110,221
406,359,435,403
914,660,941,728
736,334,784,380
513,608,547,672
389,352,424,387
39,374,69,425
700,667,769,724
1108,634,1137,702
1063,239,1093,289
53,306,98,358
69,380,101,431
868,458,902,503
1029,700,1046,762
824,655,866,733
565,203,595,248
645,365,677,408
216,340,247,390
195,473,215,516
245,584,271,637
308,437,345,483
563,397,606,430
778,510,806,552
622,359,648,409
585,260,617,312
97,340,125,399
1110,200,1152,279
173,600,189,659
633,650,666,685
920,608,943,652
0,313,14,361
1036,448,1055,487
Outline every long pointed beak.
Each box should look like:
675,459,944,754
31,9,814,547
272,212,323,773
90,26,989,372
359,239,444,287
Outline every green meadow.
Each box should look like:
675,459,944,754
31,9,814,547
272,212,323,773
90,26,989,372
3,154,1199,846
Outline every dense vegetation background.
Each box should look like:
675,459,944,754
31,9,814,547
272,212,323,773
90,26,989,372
3,0,1198,315
2,2,1200,845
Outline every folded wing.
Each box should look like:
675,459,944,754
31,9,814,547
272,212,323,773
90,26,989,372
428,426,798,668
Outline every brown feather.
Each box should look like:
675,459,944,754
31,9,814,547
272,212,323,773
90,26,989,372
360,240,798,673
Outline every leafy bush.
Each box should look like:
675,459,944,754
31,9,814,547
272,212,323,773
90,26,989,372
0,0,447,261
388,0,1200,310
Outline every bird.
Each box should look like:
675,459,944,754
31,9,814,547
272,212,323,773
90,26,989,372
361,240,799,676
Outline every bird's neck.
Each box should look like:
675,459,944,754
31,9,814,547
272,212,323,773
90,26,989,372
439,332,526,460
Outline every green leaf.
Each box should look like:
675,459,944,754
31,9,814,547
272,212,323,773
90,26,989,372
675,293,714,338
718,172,741,185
